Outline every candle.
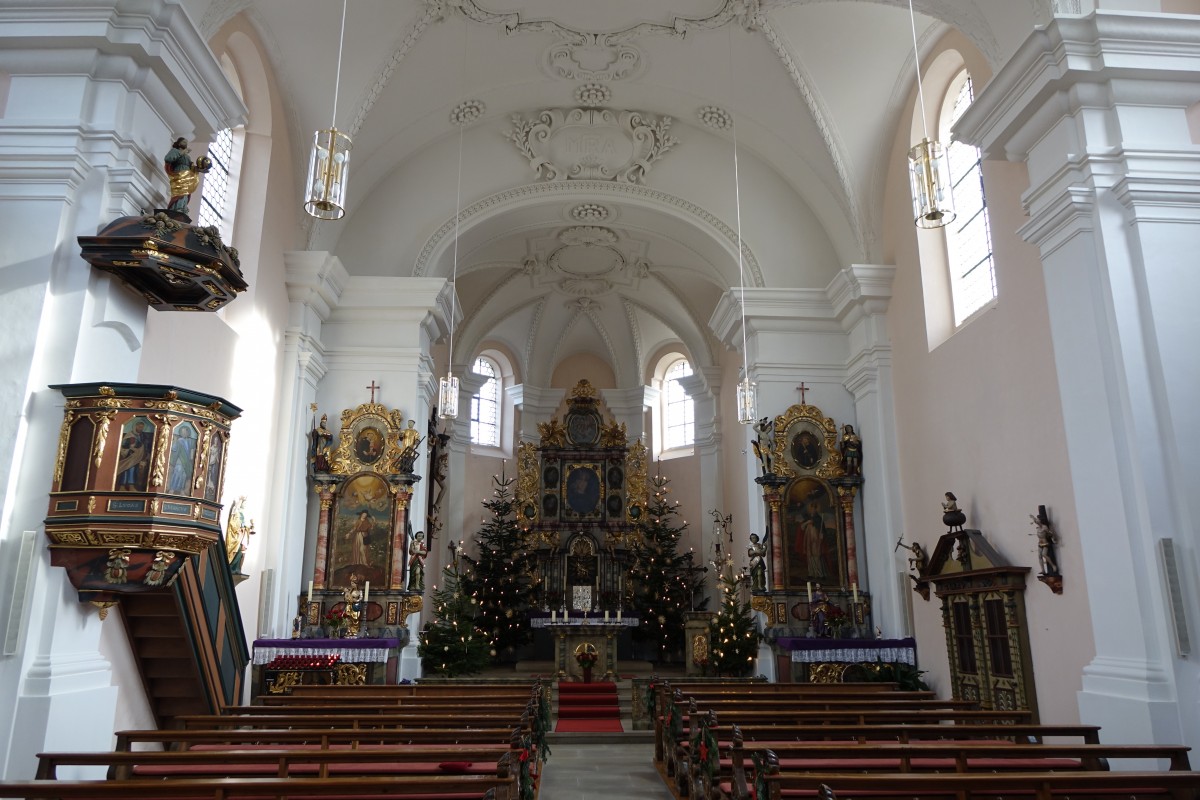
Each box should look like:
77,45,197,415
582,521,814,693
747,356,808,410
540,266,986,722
852,583,859,603
806,581,812,603
364,581,369,604
605,610,610,622
551,610,557,622
307,581,313,603
617,609,622,622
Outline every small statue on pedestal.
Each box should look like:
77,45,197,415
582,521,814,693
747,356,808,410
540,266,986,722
163,137,211,218
942,492,966,532
751,418,774,476
747,532,768,592
407,530,428,591
839,424,862,476
1030,505,1060,576
342,573,364,638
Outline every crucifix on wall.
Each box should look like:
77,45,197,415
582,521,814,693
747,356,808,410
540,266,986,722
797,382,810,405
366,380,380,403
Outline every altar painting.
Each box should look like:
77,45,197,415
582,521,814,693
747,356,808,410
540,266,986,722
783,476,845,588
328,472,392,586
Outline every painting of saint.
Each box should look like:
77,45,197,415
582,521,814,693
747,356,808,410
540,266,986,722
115,417,155,492
354,426,385,464
166,422,198,495
790,429,823,470
203,433,224,501
784,477,842,586
564,466,600,516
329,473,391,585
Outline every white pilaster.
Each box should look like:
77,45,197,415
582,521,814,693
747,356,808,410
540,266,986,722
508,385,566,443
0,0,244,777
827,265,904,635
956,10,1200,749
601,386,653,442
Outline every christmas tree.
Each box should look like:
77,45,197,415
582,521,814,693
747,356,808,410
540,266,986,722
418,559,494,677
708,566,761,677
626,473,707,663
460,473,538,663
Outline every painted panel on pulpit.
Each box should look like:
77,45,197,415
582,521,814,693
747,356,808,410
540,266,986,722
783,476,845,588
328,472,392,586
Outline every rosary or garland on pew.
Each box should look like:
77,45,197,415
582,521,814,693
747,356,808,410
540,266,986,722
690,718,719,781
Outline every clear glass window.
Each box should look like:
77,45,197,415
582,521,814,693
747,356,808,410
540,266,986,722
470,357,499,447
944,76,996,325
663,359,694,449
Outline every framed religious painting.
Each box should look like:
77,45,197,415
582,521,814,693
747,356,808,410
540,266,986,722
561,463,604,520
781,476,847,589
326,472,394,587
772,402,842,479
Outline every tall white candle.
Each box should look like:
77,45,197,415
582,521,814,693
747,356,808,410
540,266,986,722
307,581,313,603
617,609,622,622
605,610,610,622
852,582,858,603
551,610,557,622
806,581,812,603
364,581,369,604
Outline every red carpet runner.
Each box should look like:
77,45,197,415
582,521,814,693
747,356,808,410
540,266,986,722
554,681,623,733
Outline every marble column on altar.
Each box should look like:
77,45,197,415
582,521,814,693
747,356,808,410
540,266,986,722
756,475,789,591
390,488,412,589
835,483,861,588
312,483,336,588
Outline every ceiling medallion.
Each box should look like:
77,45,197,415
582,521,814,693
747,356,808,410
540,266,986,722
575,83,612,107
698,105,733,131
450,99,486,126
508,108,679,184
570,203,610,222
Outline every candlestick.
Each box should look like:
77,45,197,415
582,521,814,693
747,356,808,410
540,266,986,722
852,582,858,603
307,580,313,603
806,581,812,603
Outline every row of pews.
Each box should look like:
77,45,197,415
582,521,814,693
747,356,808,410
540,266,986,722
0,681,550,799
650,679,1200,800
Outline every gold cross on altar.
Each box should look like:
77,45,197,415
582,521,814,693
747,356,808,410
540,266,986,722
366,380,380,403
797,382,810,405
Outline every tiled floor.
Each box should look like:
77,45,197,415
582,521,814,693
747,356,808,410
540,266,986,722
538,741,674,800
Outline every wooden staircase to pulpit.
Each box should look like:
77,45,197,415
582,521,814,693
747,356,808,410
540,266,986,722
120,541,249,727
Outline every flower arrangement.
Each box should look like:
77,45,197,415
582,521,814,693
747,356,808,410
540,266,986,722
325,606,348,635
575,650,598,669
826,605,848,638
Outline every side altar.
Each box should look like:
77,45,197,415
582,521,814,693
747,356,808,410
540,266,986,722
747,399,885,681
298,397,426,653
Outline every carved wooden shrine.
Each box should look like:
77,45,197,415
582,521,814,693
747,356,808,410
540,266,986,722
924,528,1039,719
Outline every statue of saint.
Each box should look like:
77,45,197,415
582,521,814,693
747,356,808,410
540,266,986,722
342,574,363,637
839,424,862,476
164,137,210,215
747,532,768,592
224,496,255,574
407,530,428,591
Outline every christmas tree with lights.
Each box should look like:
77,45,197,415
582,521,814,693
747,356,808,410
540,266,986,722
460,473,537,663
708,566,761,677
627,473,707,663
418,559,494,677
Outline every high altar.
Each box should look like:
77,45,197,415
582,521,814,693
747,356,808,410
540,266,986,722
515,380,646,616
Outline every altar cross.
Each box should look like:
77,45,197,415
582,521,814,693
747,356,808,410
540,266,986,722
366,380,380,403
797,382,810,405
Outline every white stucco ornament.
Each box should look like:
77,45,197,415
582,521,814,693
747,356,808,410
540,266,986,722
508,108,679,183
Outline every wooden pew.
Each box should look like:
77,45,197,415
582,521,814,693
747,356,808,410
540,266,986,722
0,774,513,799
742,768,1200,800
710,731,1192,800
114,726,527,751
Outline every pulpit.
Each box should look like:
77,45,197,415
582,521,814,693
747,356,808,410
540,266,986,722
553,623,618,681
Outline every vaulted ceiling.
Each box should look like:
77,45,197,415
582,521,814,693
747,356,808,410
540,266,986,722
190,0,1046,385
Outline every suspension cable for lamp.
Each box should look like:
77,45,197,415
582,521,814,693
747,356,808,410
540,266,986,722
448,96,465,373
908,0,931,142
331,0,347,129
728,28,750,396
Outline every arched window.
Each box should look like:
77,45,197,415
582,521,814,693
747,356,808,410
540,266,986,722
662,358,694,450
470,356,500,447
198,126,239,233
942,72,996,326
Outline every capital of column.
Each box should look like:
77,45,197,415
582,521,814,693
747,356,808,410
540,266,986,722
284,252,349,329
508,384,566,443
330,277,457,349
600,386,654,441
709,288,838,348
